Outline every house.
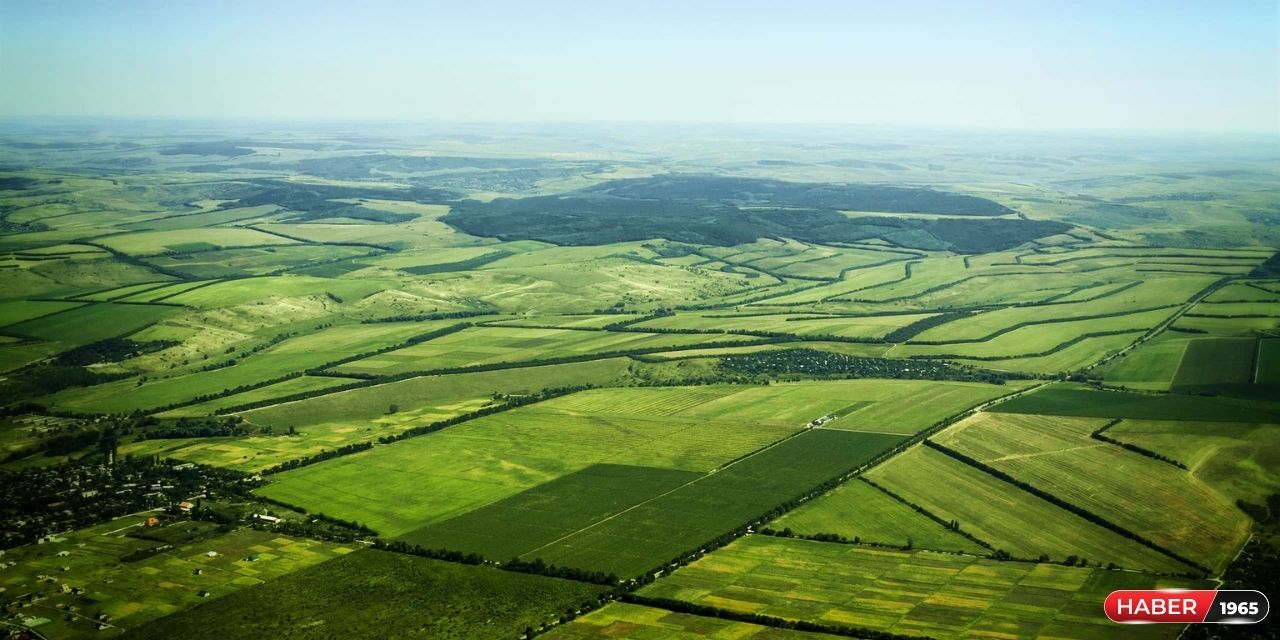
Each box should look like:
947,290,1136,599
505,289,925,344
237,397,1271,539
177,501,194,512
252,514,280,524
55,551,70,557
144,517,160,528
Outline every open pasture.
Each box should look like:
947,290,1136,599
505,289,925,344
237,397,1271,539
329,326,758,375
545,379,1024,436
239,358,631,430
46,321,452,413
865,444,1191,572
119,204,282,231
933,412,1249,571
545,602,842,639
639,535,1206,640
1172,314,1280,336
770,478,986,554
895,307,1175,360
0,515,350,639
94,227,298,256
160,275,393,308
634,311,937,340
148,245,373,278
1107,419,1280,504
121,549,610,640
0,299,85,327
951,331,1142,374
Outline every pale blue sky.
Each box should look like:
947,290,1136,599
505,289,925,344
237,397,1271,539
1,0,1276,132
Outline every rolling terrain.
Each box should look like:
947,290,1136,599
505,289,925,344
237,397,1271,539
0,125,1276,639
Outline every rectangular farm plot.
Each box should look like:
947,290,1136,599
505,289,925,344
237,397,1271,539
94,227,298,256
400,464,702,560
991,384,1280,422
0,299,85,327
524,430,903,578
1259,339,1280,384
632,311,937,340
331,326,756,374
865,444,1193,573
933,412,1249,571
641,535,1209,640
4,302,177,345
769,478,986,554
256,386,814,537
1102,334,1189,391
148,244,372,278
1171,337,1257,390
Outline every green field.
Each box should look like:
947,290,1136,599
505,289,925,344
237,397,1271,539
1102,333,1188,390
5,302,177,345
3,121,1278,639
933,412,1248,571
991,383,1280,422
330,326,758,375
95,227,298,256
634,311,937,339
525,429,903,577
640,535,1209,640
401,464,703,560
544,602,841,640
256,385,817,536
1107,419,1280,504
769,478,987,554
120,550,609,640
865,443,1192,572
45,321,455,413
0,515,351,638
1170,337,1257,391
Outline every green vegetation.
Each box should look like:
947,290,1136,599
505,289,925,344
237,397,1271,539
0,515,351,637
992,383,1280,422
2,127,1276,639
120,549,610,640
641,535,1209,640
933,412,1248,571
544,602,842,640
769,478,987,553
865,444,1193,572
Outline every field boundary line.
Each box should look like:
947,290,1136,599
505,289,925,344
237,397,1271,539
922,439,1209,574
518,424,821,558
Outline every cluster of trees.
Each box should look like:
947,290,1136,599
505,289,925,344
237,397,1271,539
883,311,972,343
51,337,179,366
856,477,994,551
443,175,1068,252
136,416,253,441
372,539,620,586
360,310,492,324
261,442,374,475
0,456,256,549
718,348,1013,383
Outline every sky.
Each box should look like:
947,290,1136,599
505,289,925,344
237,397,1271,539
1,0,1277,133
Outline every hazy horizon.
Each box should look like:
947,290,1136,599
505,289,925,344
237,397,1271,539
2,0,1278,134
